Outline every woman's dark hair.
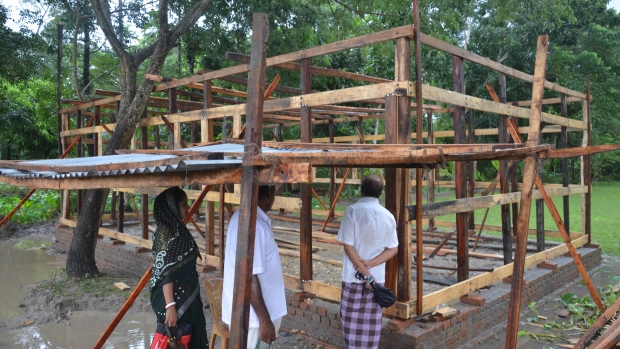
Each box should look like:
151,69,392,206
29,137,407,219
361,175,383,198
258,185,276,199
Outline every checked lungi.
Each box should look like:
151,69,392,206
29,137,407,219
340,281,382,349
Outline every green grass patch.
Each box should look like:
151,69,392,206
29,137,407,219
430,182,620,256
39,269,136,298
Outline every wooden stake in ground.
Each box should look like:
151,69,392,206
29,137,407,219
504,34,548,349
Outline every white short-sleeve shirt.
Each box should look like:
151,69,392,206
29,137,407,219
337,197,398,283
222,208,287,328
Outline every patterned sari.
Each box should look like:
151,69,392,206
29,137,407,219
149,187,208,349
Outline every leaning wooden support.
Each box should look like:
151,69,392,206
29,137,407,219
320,167,351,232
505,34,548,349
488,84,605,313
584,317,620,349
573,294,620,348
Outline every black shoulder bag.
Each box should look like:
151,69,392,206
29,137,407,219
355,271,396,308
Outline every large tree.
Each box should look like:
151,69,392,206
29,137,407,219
66,0,215,278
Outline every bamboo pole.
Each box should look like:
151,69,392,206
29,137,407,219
311,188,328,210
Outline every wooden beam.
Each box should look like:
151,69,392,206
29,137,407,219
299,57,314,283
419,33,587,99
505,34,548,349
229,13,268,349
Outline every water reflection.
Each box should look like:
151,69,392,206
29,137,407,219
0,238,154,348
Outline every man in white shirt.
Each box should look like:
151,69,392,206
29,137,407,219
337,175,398,349
222,185,287,349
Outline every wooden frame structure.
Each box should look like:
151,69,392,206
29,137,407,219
2,8,619,349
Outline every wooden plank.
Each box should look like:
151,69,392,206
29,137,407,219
419,84,586,129
164,81,411,123
59,94,122,113
419,235,589,314
419,33,587,99
498,73,512,265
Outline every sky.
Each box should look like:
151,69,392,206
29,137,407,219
610,0,620,12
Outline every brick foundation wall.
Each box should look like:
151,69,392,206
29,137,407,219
281,246,601,349
54,226,601,348
54,227,152,276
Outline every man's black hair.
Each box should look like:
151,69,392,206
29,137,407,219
361,175,383,198
258,185,276,199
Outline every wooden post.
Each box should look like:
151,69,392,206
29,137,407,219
536,153,545,251
505,35,548,349
452,55,469,281
412,1,424,313
219,184,225,275
384,37,412,301
168,88,177,149
76,110,83,215
229,13,268,349
299,57,313,283
118,191,124,233
94,106,101,156
427,111,435,230
140,109,149,239
582,76,592,242
560,94,570,235
56,23,63,157
498,72,512,264
328,118,335,209
468,110,476,232
203,80,216,256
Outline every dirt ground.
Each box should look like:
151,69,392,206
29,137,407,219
2,215,613,349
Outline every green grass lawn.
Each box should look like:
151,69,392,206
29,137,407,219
428,182,620,256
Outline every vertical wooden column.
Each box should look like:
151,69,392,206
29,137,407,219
118,191,124,233
203,80,216,256
498,73,512,264
536,137,545,251
412,2,424,313
140,109,149,240
168,88,177,149
94,106,101,156
76,110,83,215
299,57,313,283
468,110,476,231
560,94,570,235
233,112,242,138
229,13,268,349
452,55,469,281
61,113,70,219
582,77,592,242
384,37,412,301
328,118,335,208
505,35,548,349
426,111,435,231
174,122,182,149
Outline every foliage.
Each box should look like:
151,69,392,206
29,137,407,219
0,185,60,223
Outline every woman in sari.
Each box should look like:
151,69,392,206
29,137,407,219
150,186,208,349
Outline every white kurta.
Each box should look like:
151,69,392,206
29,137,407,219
222,208,287,328
337,197,399,283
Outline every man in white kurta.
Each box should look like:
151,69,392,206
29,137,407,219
222,185,287,349
337,175,398,349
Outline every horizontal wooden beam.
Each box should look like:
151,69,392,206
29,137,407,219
409,185,588,218
417,235,589,314
0,163,311,189
418,84,586,129
419,33,587,99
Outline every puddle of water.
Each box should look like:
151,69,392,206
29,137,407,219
0,238,156,349
0,237,62,322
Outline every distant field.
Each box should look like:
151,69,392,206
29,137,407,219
431,182,620,256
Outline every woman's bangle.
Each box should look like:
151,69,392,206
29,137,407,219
165,302,176,309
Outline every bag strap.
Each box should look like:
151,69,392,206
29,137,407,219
176,286,199,319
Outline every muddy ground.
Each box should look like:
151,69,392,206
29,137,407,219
2,216,617,349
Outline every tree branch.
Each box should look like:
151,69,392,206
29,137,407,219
332,0,406,19
167,0,216,47
80,65,120,97
89,0,128,59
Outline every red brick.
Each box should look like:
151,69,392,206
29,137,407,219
299,302,309,311
446,336,457,345
584,243,600,249
317,307,328,317
387,318,415,332
443,320,450,330
460,295,486,306
110,240,125,245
